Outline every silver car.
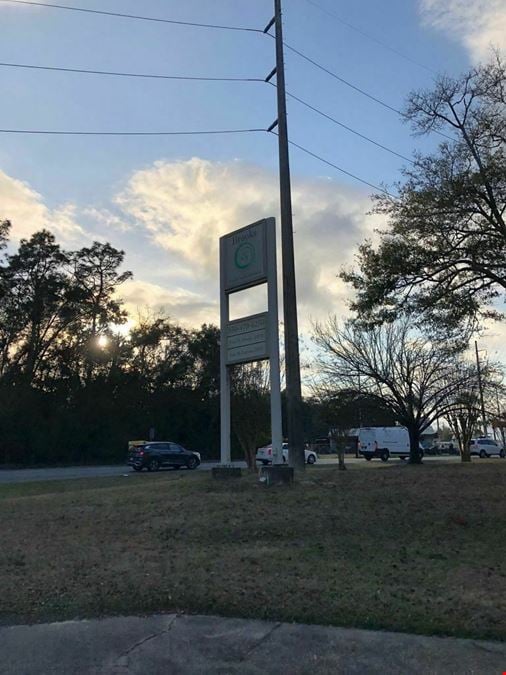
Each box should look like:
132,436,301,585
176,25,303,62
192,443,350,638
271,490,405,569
469,438,505,458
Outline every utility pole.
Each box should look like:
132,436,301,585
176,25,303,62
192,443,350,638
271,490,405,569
475,340,487,437
264,0,305,471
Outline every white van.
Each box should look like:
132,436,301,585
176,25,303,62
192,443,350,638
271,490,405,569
358,427,413,462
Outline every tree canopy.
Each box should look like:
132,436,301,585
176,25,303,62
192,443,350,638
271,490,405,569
342,56,506,335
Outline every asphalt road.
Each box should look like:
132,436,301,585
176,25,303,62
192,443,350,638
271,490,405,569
3,612,506,675
0,462,226,484
0,455,461,485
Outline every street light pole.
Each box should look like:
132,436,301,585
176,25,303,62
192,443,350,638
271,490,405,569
271,0,305,471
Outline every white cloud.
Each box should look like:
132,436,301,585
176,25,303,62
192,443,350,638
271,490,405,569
118,279,218,328
82,207,132,233
477,319,506,367
115,158,378,329
1,159,381,334
115,158,275,278
0,170,85,244
420,0,506,62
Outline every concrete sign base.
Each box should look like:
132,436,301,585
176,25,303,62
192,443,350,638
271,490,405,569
259,465,294,487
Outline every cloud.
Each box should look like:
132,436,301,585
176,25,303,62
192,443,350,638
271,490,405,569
115,158,378,329
477,319,506,368
115,159,276,278
82,207,132,233
0,169,85,244
420,0,506,62
1,159,381,334
118,279,218,328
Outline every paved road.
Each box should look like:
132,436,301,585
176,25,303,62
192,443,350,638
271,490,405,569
0,455,460,485
2,612,506,674
0,462,230,484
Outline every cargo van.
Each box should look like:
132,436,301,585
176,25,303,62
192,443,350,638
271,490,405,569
357,426,414,462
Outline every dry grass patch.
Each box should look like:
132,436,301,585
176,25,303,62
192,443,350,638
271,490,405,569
1,463,505,640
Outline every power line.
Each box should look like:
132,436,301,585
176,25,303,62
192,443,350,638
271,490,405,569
6,2,454,143
0,121,399,196
0,62,412,163
281,40,402,115
278,39,455,141
269,131,397,198
0,127,266,136
0,61,264,83
269,83,414,164
0,0,263,33
301,0,436,74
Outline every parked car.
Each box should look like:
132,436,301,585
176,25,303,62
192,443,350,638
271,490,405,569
469,438,505,458
127,442,201,472
311,437,332,454
256,442,317,465
430,440,458,455
357,426,422,461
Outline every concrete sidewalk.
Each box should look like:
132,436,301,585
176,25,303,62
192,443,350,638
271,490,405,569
1,613,505,674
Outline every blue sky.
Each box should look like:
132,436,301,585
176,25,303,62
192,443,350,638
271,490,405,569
1,0,505,355
1,0,467,202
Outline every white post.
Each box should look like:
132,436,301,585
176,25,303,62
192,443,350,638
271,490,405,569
266,218,283,465
220,238,231,464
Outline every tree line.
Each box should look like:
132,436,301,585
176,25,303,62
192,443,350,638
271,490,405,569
0,223,227,465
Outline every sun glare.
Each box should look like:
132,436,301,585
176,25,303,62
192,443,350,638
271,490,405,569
97,335,109,348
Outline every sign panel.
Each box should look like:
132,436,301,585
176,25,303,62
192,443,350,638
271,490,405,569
222,220,267,293
225,312,269,365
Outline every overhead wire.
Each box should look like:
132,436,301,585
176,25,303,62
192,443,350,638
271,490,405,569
301,0,436,74
1,59,412,164
269,131,398,198
272,37,455,141
0,1,446,195
0,0,263,32
6,0,451,139
280,40,402,115
0,61,264,83
268,83,414,164
0,118,401,195
0,127,266,136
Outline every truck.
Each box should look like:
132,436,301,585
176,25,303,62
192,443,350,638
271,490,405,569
355,426,414,462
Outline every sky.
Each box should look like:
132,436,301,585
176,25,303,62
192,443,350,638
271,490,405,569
1,0,505,363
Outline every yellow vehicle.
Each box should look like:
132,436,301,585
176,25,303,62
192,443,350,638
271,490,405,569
128,440,148,452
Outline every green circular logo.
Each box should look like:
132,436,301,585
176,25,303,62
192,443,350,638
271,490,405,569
234,242,256,269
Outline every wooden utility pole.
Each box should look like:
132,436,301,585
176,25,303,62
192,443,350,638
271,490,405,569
475,340,487,436
268,0,305,470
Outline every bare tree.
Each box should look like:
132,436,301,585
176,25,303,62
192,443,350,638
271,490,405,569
443,361,504,461
313,317,476,463
445,392,480,462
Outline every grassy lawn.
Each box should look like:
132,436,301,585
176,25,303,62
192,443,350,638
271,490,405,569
1,462,505,640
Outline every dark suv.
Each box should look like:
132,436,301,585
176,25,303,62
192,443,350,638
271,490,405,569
128,442,201,472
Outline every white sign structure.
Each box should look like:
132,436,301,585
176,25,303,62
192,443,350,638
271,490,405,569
226,312,269,365
223,221,267,292
220,218,283,465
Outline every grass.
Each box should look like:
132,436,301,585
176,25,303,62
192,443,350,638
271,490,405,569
1,462,505,640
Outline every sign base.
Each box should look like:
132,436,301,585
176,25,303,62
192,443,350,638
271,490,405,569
259,465,294,487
